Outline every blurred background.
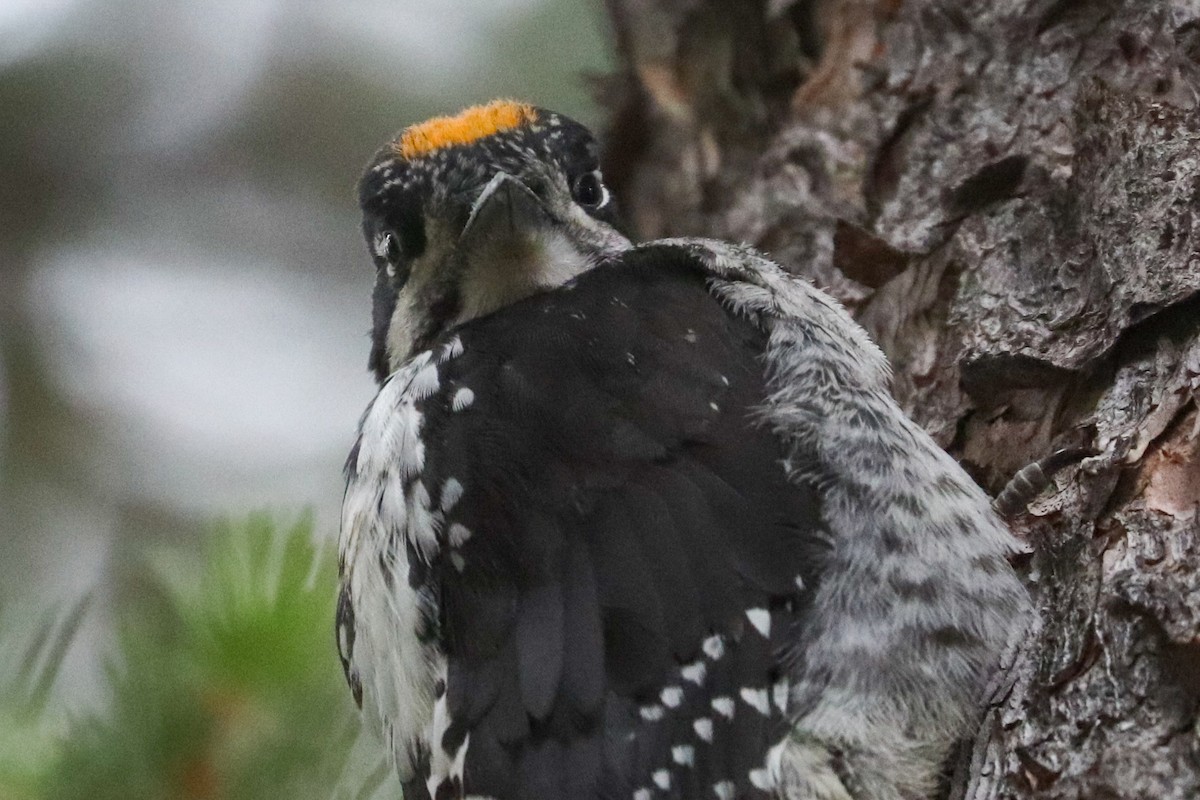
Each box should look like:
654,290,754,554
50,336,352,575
0,0,611,795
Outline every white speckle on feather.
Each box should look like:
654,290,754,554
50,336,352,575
672,744,695,767
448,522,472,547
740,687,770,716
711,696,735,719
439,335,463,363
639,704,665,722
452,387,475,411
409,362,440,401
440,478,464,513
702,635,725,660
746,607,771,638
681,660,706,685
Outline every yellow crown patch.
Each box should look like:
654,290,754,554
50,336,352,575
395,100,537,160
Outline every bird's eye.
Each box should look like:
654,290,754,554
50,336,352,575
383,232,402,267
571,171,608,209
372,215,424,285
375,231,402,278
374,231,406,280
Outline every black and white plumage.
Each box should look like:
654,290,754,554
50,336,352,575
337,102,1031,800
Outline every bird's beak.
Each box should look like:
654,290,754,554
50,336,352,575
459,172,550,248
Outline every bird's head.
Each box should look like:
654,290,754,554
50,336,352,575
358,100,632,381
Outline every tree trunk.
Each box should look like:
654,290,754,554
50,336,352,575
597,1,1200,797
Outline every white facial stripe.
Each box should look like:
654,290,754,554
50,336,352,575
387,289,423,371
565,198,630,254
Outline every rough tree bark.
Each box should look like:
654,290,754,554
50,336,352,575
597,1,1200,798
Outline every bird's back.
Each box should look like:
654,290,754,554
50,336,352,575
340,251,829,800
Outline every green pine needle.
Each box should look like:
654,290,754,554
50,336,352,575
33,513,391,800
0,593,89,799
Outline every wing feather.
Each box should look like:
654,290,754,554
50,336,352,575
340,249,828,798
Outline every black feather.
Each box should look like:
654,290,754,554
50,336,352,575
516,577,566,719
560,533,606,718
392,253,829,797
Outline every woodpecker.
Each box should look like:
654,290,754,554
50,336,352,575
336,100,1031,800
